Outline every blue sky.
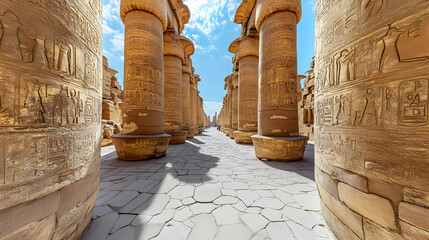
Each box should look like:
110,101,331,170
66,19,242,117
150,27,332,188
102,0,316,118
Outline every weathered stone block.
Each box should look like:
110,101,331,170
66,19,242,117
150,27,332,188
363,219,402,240
338,183,396,230
320,203,361,240
316,160,368,192
368,178,404,209
316,167,339,199
318,184,363,238
403,187,429,208
400,220,429,240
399,202,429,232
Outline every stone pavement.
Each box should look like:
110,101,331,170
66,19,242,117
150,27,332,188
82,128,334,240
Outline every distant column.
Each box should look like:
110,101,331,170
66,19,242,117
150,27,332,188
181,38,194,139
163,31,187,144
251,0,308,161
229,37,259,143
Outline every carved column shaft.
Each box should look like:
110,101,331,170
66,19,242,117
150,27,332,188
258,11,298,137
232,74,239,130
182,71,191,130
164,54,183,131
122,11,164,135
238,55,259,132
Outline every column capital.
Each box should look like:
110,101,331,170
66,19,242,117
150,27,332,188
164,31,185,60
255,0,301,30
229,36,259,62
121,0,168,29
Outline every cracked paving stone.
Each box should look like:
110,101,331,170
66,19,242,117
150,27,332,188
156,220,191,240
213,205,240,225
131,194,170,215
287,220,319,239
135,223,164,240
266,222,295,240
240,214,269,232
119,193,152,213
82,212,118,240
188,214,217,240
93,206,114,219
106,191,139,208
148,210,175,224
237,190,260,206
174,206,193,222
213,196,239,205
190,203,217,215
252,197,285,210
124,180,159,193
111,214,136,233
281,205,320,229
261,208,284,222
215,224,253,240
107,226,135,240
194,186,221,203
168,185,195,199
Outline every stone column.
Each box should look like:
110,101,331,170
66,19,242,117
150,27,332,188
0,1,102,238
251,0,308,161
230,73,239,139
315,1,429,239
181,38,194,139
224,76,232,136
198,96,203,133
163,31,187,144
112,0,171,160
229,37,259,143
190,74,198,136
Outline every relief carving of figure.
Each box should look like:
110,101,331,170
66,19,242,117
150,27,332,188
23,81,46,123
354,88,378,126
56,39,71,74
0,11,22,60
362,0,383,20
335,94,349,125
380,28,400,73
336,50,354,84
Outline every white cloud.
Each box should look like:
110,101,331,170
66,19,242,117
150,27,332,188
120,55,124,61
103,0,120,22
204,101,223,118
111,33,124,52
191,34,200,40
194,44,216,54
308,0,315,13
103,20,119,34
184,0,240,36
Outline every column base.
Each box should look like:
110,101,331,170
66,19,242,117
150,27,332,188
251,135,309,161
224,128,230,136
228,129,236,139
186,130,195,139
234,131,257,144
166,131,187,144
111,134,171,161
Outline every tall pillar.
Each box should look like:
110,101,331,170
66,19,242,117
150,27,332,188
0,1,102,238
251,0,308,161
112,1,171,160
224,76,232,136
229,37,259,143
315,1,429,239
163,31,187,144
190,74,198,136
181,38,194,139
230,73,239,139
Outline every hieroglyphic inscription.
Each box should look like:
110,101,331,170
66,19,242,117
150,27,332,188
399,79,428,126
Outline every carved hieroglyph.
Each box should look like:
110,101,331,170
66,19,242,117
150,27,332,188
315,0,429,239
229,36,259,144
113,0,191,160
0,1,102,239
